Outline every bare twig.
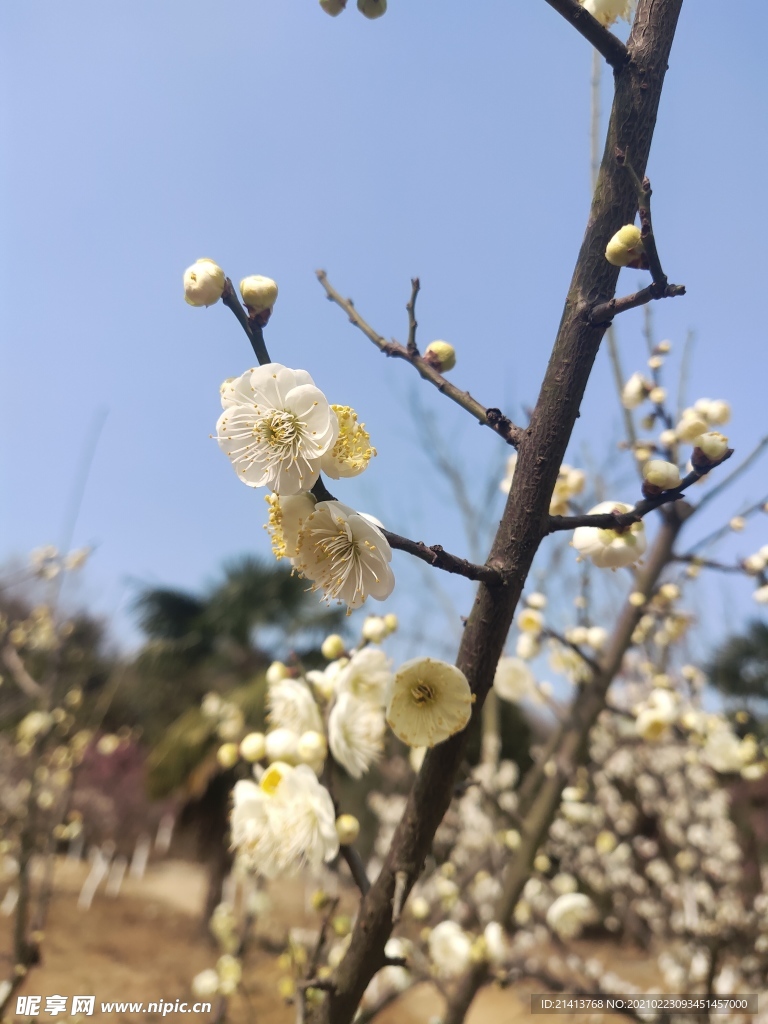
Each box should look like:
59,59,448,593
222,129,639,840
543,0,630,70
316,271,524,448
547,456,733,534
406,278,420,356
542,627,601,677
589,280,685,324
382,529,505,586
221,278,271,365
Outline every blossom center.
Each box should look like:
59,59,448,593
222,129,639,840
411,681,435,706
259,411,303,459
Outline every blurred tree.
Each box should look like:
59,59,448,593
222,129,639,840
708,620,768,720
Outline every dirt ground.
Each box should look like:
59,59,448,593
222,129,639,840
1,858,664,1024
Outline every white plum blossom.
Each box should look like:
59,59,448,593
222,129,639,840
328,692,385,778
216,364,338,495
580,0,636,28
635,688,677,741
239,275,278,313
230,763,339,877
572,502,646,569
293,500,395,610
386,657,474,748
267,677,323,735
546,892,598,938
428,921,472,977
622,372,650,409
265,491,317,560
319,406,376,479
336,646,392,705
493,657,536,703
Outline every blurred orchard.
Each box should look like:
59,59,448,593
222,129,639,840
2,1,768,1023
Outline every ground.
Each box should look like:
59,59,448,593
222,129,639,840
1,858,663,1024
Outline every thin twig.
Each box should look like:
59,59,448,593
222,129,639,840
543,0,630,70
316,271,523,448
547,456,733,534
222,279,271,365
382,529,505,586
589,281,685,324
406,278,420,356
692,435,768,514
542,627,601,677
669,555,745,575
683,494,768,557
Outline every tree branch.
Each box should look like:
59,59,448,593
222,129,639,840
406,277,420,356
589,280,685,324
308,4,685,1021
543,0,630,70
316,271,524,448
547,457,733,534
382,529,505,585
221,278,272,365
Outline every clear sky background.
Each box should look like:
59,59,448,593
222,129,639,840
1,1,767,668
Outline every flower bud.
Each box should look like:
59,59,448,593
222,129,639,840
621,372,649,410
729,516,746,532
320,0,347,14
216,743,239,769
184,259,225,307
239,732,266,762
605,224,644,267
648,386,666,405
705,399,731,426
424,340,456,373
239,275,278,313
265,728,299,763
642,459,681,491
266,661,289,685
335,814,360,845
675,413,709,443
694,431,728,461
357,0,386,17
362,615,388,643
297,730,327,766
383,612,399,633
321,634,346,660
657,340,672,354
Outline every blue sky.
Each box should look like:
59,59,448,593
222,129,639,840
1,1,767,666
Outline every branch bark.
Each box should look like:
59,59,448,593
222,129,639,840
543,0,630,70
307,4,685,1022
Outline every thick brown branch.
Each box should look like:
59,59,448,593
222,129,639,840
309,4,684,1022
316,271,523,448
382,530,505,585
544,0,630,69
547,456,733,534
589,281,685,324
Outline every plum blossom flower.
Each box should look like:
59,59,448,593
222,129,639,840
546,892,598,938
264,492,317,560
336,646,393,705
328,692,385,778
216,364,338,495
230,762,338,876
385,657,473,748
320,406,376,479
428,921,472,977
580,0,636,29
267,677,323,735
493,657,536,703
293,500,395,610
572,502,646,569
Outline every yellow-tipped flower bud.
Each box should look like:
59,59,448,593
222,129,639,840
335,814,360,845
216,743,239,769
321,634,346,660
424,340,456,373
184,258,225,307
383,612,399,633
605,224,643,267
357,0,386,17
239,275,278,313
643,459,681,490
695,431,728,461
239,732,266,763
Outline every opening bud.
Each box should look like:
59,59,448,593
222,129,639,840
184,259,225,307
239,275,278,314
424,340,456,373
605,225,646,268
